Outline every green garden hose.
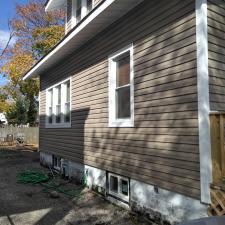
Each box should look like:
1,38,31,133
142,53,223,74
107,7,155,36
17,170,49,184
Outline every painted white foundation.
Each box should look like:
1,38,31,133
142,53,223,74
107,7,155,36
40,152,52,166
85,165,106,189
130,179,208,224
39,152,208,224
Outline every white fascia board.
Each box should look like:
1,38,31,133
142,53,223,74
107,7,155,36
45,0,66,11
196,0,212,204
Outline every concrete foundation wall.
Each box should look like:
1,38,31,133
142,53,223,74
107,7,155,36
130,179,208,224
39,152,208,224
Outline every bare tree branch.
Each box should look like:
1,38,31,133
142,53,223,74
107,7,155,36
0,20,15,58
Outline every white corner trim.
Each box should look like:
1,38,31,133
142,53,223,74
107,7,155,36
196,0,212,204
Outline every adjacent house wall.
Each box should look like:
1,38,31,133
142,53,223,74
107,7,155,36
39,0,200,199
208,0,225,111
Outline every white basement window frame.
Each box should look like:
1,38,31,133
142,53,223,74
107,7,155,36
108,172,130,202
46,77,71,128
108,44,134,127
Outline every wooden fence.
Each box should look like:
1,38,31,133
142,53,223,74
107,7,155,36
0,126,39,145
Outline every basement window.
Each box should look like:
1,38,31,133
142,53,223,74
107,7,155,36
108,173,129,202
108,45,134,127
53,155,61,171
87,0,93,13
46,77,71,128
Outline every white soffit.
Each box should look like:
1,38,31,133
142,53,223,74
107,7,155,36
45,0,66,11
24,0,144,80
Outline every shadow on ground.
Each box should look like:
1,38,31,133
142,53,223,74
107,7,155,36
0,149,152,225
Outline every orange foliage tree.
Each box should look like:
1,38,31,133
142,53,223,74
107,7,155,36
1,0,65,125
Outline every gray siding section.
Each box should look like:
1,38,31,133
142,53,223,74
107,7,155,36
40,0,200,199
208,0,225,111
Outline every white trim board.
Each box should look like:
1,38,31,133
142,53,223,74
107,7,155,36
196,0,212,204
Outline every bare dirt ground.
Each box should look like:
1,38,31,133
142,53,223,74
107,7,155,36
0,148,152,225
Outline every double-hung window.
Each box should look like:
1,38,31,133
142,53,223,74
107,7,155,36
46,78,71,128
108,45,134,127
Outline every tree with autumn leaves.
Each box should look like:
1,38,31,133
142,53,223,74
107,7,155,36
0,0,65,125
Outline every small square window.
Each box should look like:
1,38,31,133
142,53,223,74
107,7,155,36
108,173,129,202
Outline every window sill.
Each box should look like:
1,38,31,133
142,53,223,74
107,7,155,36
108,119,134,128
45,123,71,129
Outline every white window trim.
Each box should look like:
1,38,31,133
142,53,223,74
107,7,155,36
108,44,134,127
71,0,77,27
71,0,94,27
108,173,130,202
45,77,72,128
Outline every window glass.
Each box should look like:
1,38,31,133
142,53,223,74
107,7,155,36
115,53,131,119
66,81,70,102
65,81,71,123
67,0,72,23
121,179,128,196
48,89,53,124
87,0,92,13
76,0,82,22
110,176,118,193
56,85,61,123
116,86,130,118
116,54,130,87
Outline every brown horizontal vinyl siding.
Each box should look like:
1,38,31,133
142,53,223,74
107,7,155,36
208,0,225,111
39,0,199,199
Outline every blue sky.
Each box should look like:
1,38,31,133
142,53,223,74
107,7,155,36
0,0,27,86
